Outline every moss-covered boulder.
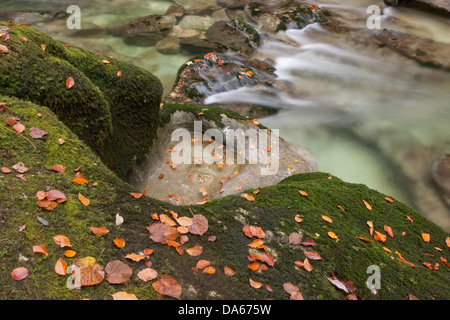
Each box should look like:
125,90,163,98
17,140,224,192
1,96,449,300
0,22,163,179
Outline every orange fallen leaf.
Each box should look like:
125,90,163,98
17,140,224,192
64,249,77,257
249,278,263,289
55,258,68,276
196,260,210,270
186,245,203,256
248,239,265,249
152,275,182,300
176,216,193,227
202,266,216,274
322,215,333,223
111,291,138,300
374,231,387,243
385,197,394,203
294,216,303,223
446,237,450,248
384,225,394,238
53,235,72,248
72,177,89,185
358,236,373,242
187,214,208,235
33,244,48,255
298,190,308,196
66,76,75,89
90,226,109,236
328,231,339,240
243,193,255,201
224,266,235,276
304,250,321,260
248,262,259,271
243,224,265,239
363,200,372,211
11,267,28,280
36,191,48,201
49,164,66,173
159,214,177,227
78,193,90,206
125,253,146,262
421,233,430,242
441,257,450,268
37,199,57,210
113,237,126,248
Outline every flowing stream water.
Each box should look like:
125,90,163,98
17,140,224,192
1,0,449,229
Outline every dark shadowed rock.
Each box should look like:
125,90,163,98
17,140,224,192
121,15,175,46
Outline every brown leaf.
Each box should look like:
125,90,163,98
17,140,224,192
36,191,47,201
0,44,9,53
283,282,300,295
55,258,68,276
11,267,28,280
304,250,322,260
105,260,133,284
243,193,255,201
13,162,29,173
301,238,315,246
187,214,208,235
176,216,193,227
1,167,11,173
90,226,109,236
73,257,105,286
202,266,216,274
46,190,67,203
152,275,182,300
196,259,211,270
37,199,57,210
137,268,158,282
243,224,265,239
147,222,179,243
289,232,302,245
53,235,72,248
29,127,48,139
224,266,235,276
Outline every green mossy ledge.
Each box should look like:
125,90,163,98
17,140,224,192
1,96,449,300
0,22,163,179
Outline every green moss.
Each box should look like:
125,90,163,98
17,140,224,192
1,97,449,300
0,22,163,180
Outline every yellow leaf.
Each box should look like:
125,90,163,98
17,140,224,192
78,193,90,206
322,215,333,223
328,231,338,239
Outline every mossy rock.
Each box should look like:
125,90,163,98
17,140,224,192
1,96,449,300
0,22,163,179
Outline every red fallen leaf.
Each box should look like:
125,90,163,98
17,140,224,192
289,232,302,245
249,278,263,289
384,225,394,238
58,138,65,145
53,235,72,248
0,44,9,53
186,245,203,257
187,214,208,235
12,162,29,173
407,293,419,300
105,260,133,284
358,236,373,243
72,256,105,286
4,118,17,126
407,216,414,223
301,238,315,246
15,174,26,181
29,127,48,139
90,226,109,236
1,167,11,173
46,190,67,203
147,222,178,243
283,282,300,295
1,34,9,41
12,267,29,280
33,244,49,255
224,266,235,276
66,76,75,89
55,258,68,276
152,275,182,300
304,250,322,260
248,251,275,267
242,224,265,239
49,164,66,173
13,123,25,134
137,268,158,282
423,262,438,270
242,193,255,201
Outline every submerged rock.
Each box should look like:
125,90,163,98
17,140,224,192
433,154,450,205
